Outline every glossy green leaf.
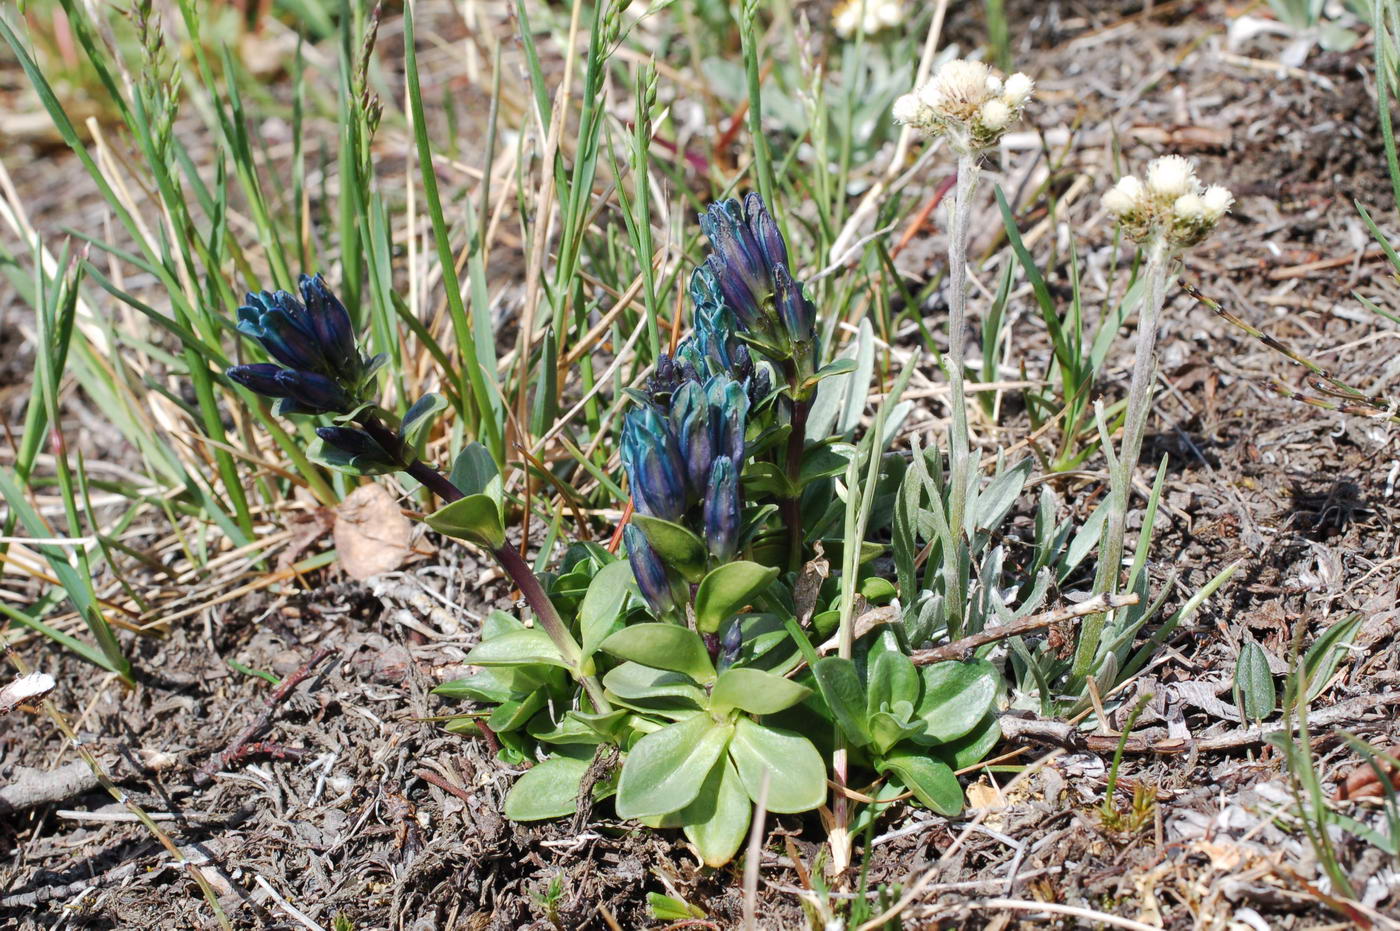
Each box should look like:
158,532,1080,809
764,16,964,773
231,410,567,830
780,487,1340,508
603,662,708,709
449,441,501,498
867,649,919,716
679,756,752,868
709,667,812,715
504,755,591,821
812,657,871,747
615,715,733,819
488,689,547,732
917,659,1000,744
694,561,779,634
426,494,505,549
465,628,568,669
869,708,925,756
879,754,963,815
1235,640,1276,722
797,443,856,488
940,713,1002,770
632,514,709,582
400,393,449,457
727,718,826,813
600,624,716,684
307,436,396,476
579,559,634,660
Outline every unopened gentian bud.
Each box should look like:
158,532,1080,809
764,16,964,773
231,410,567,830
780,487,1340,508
625,524,685,619
718,621,744,671
274,369,356,415
298,274,358,379
705,375,749,465
227,362,293,398
621,407,688,522
670,382,714,495
703,456,741,561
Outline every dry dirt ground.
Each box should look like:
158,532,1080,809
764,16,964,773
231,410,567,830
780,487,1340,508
3,1,1400,928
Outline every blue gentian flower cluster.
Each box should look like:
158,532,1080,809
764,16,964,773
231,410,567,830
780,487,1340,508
227,274,380,417
621,372,749,616
696,193,816,375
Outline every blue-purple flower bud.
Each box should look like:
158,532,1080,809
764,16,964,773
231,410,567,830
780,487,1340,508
238,290,327,373
621,407,688,522
227,363,293,398
273,369,356,415
745,192,789,276
773,263,815,345
704,375,749,465
315,426,388,459
298,274,358,379
703,456,741,561
718,620,744,671
625,524,686,619
670,382,713,495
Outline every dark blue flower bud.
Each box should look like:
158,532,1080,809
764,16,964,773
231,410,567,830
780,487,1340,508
238,290,326,373
670,382,713,494
703,456,741,561
316,426,383,458
718,620,744,671
621,407,688,522
299,274,358,379
701,199,772,300
704,375,749,465
273,369,355,415
625,524,685,619
227,363,293,398
773,264,814,344
704,254,764,335
745,192,789,275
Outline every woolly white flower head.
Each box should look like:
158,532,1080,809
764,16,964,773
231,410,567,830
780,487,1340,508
833,0,906,37
1145,155,1197,200
894,58,1034,153
1103,155,1232,250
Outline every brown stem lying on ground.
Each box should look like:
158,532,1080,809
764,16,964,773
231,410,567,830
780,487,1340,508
908,592,1140,666
1000,691,1400,755
196,646,334,785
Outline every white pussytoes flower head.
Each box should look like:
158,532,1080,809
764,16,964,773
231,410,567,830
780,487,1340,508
876,0,903,26
892,93,923,125
1202,185,1234,219
1145,155,1197,199
979,99,1012,131
1173,192,1205,220
894,58,1033,153
1106,155,1232,251
834,4,859,37
1002,73,1034,106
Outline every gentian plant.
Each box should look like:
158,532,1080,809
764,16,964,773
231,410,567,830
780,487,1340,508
223,195,1007,869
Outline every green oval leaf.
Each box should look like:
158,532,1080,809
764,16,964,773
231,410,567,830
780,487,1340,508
940,712,1002,770
709,667,811,715
879,754,962,815
580,559,634,660
680,757,752,868
465,628,568,668
812,657,871,747
603,662,708,708
426,493,505,549
1235,640,1276,722
504,755,591,821
727,717,826,813
917,659,1000,744
600,624,716,684
695,561,779,634
867,649,919,718
615,715,733,819
633,514,709,582
449,441,501,498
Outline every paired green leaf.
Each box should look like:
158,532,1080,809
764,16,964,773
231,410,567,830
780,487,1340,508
917,660,1000,744
695,561,779,634
632,514,709,581
504,755,591,821
879,754,962,815
601,624,716,684
427,494,506,549
615,715,733,819
709,668,811,715
727,718,826,813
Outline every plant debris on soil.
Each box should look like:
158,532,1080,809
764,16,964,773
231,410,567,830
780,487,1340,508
3,0,1400,928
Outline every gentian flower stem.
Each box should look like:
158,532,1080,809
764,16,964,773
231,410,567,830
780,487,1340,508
783,376,811,574
1074,238,1170,681
358,418,610,712
945,156,979,630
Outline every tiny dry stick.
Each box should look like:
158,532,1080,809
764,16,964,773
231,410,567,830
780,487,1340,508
196,646,334,784
908,592,1140,666
999,691,1400,755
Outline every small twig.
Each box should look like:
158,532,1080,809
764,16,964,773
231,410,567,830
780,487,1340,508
196,646,333,784
999,691,1400,755
742,770,770,931
414,768,475,806
908,593,1140,666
